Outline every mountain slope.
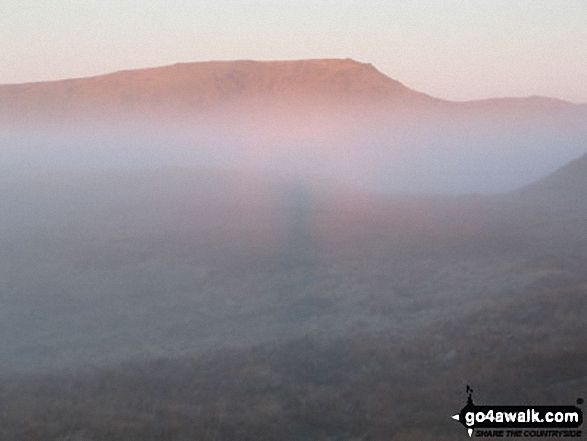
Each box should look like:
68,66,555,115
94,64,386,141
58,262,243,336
1,58,585,195
4,58,582,125
513,152,587,209
0,59,438,123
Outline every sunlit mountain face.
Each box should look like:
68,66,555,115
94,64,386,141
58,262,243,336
1,58,586,194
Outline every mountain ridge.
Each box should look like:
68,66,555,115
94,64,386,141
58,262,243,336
512,151,587,210
1,59,576,106
0,59,441,122
4,58,584,126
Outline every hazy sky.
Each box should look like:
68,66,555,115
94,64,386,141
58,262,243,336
2,0,586,102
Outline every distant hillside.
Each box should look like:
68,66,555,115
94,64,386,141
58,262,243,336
1,58,584,126
1,58,585,194
514,152,587,209
0,59,439,123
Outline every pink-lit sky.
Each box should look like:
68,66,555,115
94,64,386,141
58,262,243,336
1,0,586,103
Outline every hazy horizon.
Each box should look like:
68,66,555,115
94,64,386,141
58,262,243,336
2,1,587,103
1,57,586,105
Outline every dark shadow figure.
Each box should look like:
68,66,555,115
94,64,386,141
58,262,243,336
276,180,319,311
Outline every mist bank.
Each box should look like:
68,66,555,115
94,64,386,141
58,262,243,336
0,160,584,375
1,106,586,194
